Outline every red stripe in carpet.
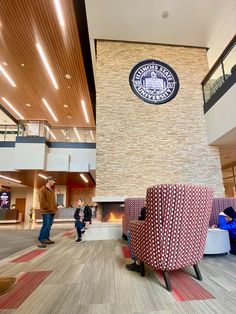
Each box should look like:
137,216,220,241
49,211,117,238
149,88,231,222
122,246,131,258
156,270,215,301
10,250,47,263
63,231,75,237
0,271,52,309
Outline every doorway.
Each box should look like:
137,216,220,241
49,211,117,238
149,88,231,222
15,198,26,222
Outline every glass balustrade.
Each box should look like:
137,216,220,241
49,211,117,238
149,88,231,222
202,35,236,111
0,120,96,143
0,125,18,141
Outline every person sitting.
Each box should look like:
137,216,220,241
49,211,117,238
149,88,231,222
218,206,236,255
74,198,92,242
84,202,92,228
126,205,147,272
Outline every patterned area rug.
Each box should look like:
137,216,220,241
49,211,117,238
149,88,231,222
0,271,52,309
10,249,47,263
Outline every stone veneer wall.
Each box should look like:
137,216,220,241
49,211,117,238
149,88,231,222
69,188,96,207
96,41,224,198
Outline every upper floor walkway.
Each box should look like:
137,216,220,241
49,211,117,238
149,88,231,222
202,34,236,147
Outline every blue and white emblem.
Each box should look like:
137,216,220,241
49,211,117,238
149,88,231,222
129,59,179,104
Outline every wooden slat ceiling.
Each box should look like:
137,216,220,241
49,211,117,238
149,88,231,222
0,170,95,189
0,0,95,128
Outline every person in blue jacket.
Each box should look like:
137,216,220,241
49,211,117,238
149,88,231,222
218,206,236,255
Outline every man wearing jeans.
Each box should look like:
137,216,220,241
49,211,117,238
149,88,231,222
37,176,57,248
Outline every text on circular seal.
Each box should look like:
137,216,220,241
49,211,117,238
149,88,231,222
129,59,179,105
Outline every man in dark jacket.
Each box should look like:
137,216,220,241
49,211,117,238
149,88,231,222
126,205,147,272
37,176,57,248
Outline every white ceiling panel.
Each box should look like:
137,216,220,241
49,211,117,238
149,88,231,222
85,0,236,47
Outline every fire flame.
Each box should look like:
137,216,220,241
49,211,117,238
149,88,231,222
108,212,122,222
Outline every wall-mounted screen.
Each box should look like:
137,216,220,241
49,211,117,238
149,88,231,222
0,191,11,209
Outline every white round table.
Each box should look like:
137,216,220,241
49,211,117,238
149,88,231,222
204,228,230,254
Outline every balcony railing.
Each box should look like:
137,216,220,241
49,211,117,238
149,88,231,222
0,125,18,141
0,120,96,143
202,34,236,113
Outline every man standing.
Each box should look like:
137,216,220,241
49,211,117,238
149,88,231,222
37,176,57,248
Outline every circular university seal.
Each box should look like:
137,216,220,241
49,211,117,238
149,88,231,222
129,59,179,105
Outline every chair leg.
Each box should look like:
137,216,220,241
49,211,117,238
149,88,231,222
193,264,202,281
163,271,172,291
140,262,145,277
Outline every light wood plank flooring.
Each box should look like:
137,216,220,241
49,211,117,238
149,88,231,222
0,224,236,313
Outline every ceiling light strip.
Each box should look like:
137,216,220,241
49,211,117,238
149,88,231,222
36,43,59,89
1,97,24,119
81,100,89,123
90,130,94,141
80,174,88,183
42,98,58,122
54,0,65,28
45,125,57,140
0,175,21,183
38,174,48,179
62,129,67,137
0,65,16,87
73,127,81,141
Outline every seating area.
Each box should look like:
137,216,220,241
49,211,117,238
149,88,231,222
123,184,236,291
203,197,236,254
209,197,236,226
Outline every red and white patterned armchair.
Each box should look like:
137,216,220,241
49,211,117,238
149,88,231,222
130,184,214,291
122,198,145,239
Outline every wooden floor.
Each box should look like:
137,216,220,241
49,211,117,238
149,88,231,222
0,224,236,313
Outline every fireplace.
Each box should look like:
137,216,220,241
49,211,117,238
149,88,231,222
101,202,124,222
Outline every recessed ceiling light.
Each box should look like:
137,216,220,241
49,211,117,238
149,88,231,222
26,103,31,107
90,130,94,141
73,127,81,141
68,86,70,89
65,74,71,79
67,115,72,119
81,99,89,123
0,175,21,183
42,98,58,122
21,63,25,67
45,125,57,140
2,61,8,66
62,129,67,137
80,174,88,183
38,174,48,179
54,0,65,28
63,104,68,108
36,43,59,89
2,97,24,119
161,11,169,18
0,65,16,87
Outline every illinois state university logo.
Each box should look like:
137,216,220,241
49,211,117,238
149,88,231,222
129,59,179,104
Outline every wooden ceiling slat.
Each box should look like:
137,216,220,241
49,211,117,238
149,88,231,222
0,0,95,127
0,170,95,189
